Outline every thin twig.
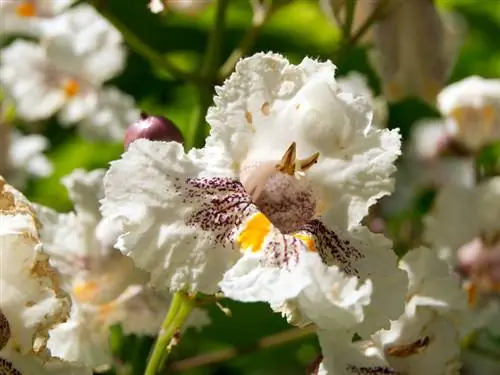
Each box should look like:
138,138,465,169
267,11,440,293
88,0,198,82
168,325,316,372
187,0,231,149
218,0,280,81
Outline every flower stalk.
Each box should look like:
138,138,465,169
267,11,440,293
188,0,231,149
143,291,196,375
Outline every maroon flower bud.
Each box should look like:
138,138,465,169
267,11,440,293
124,112,183,150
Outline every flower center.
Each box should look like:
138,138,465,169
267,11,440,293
62,78,81,98
240,142,319,234
16,2,36,17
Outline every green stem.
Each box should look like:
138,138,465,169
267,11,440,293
144,292,195,375
218,1,276,81
342,0,357,40
88,0,197,82
187,0,231,149
333,0,389,60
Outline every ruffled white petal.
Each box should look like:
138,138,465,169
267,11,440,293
0,177,70,354
370,307,462,375
101,139,252,294
0,346,90,375
221,222,406,335
207,52,400,229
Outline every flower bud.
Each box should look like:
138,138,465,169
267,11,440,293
124,112,183,149
368,0,465,104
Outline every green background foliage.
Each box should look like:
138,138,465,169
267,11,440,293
12,0,500,374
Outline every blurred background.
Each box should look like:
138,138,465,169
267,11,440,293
1,0,500,374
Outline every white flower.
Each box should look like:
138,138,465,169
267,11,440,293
0,4,126,131
79,87,140,141
35,169,208,370
0,176,89,374
0,0,75,37
368,0,464,104
424,177,500,265
337,72,388,129
381,120,475,216
0,128,53,189
317,247,466,375
148,0,212,15
101,52,404,335
438,76,500,151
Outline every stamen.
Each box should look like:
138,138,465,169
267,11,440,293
16,2,36,17
63,78,81,98
276,142,297,175
297,152,320,171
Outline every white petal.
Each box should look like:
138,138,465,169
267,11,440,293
317,329,393,375
0,177,70,354
79,87,140,141
61,168,106,221
47,304,113,371
399,247,467,314
370,307,462,375
101,139,252,294
424,183,480,264
207,52,401,229
0,346,91,375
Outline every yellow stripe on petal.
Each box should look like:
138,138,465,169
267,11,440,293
237,212,271,253
293,233,316,252
16,2,36,17
73,280,99,303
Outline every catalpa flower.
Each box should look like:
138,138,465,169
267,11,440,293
317,247,466,375
35,169,208,370
0,5,131,140
101,52,404,333
0,0,75,37
438,76,500,151
0,176,90,375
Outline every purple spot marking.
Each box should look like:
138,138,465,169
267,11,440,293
183,177,256,246
299,220,364,276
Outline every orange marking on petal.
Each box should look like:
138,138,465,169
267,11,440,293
464,281,477,308
237,212,271,253
73,280,99,303
63,79,80,98
16,2,36,17
293,233,316,252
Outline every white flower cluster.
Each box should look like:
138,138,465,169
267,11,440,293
99,52,468,374
0,1,140,141
383,76,500,216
